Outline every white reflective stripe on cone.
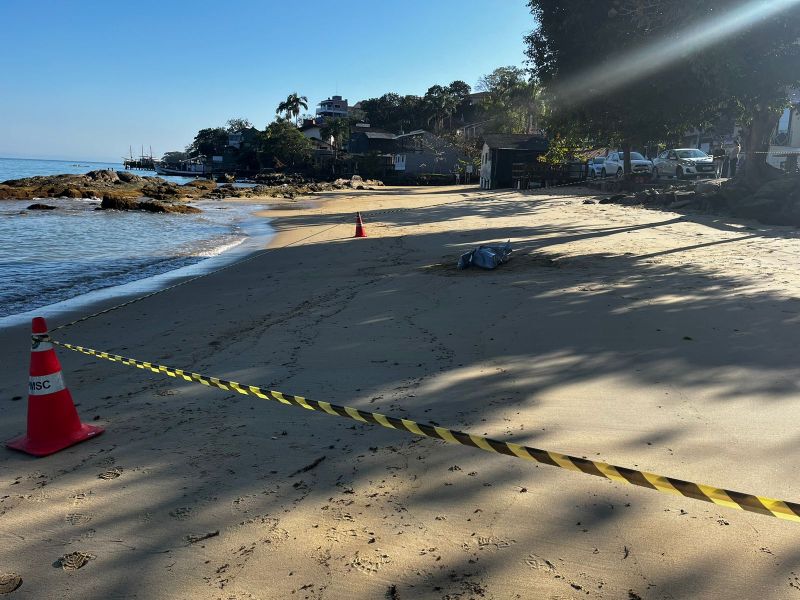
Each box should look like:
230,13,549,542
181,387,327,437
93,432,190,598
28,372,66,395
30,341,54,352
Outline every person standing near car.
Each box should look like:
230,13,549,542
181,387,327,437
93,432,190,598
712,144,726,178
729,140,741,178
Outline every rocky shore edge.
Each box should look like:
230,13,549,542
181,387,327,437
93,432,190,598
591,175,800,227
0,170,384,214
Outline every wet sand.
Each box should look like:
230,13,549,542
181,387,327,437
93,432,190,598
2,185,800,599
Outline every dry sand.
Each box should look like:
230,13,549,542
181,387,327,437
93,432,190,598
2,185,800,599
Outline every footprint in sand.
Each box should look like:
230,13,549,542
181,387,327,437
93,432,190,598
477,535,515,549
56,552,96,571
65,513,92,526
70,491,93,507
170,507,194,520
0,573,22,594
351,551,391,574
97,468,123,480
525,553,557,573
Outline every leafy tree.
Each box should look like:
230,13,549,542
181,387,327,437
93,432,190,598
476,66,547,134
226,118,253,133
276,93,309,127
259,120,313,170
423,85,459,132
161,150,188,165
187,127,228,158
360,93,404,130
397,95,425,131
447,80,473,123
320,117,352,152
525,0,800,182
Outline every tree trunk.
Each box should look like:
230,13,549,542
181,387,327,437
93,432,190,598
622,141,632,182
742,106,783,184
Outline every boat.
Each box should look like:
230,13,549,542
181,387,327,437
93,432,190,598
154,157,212,177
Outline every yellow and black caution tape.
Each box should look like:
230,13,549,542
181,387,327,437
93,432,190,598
48,336,800,524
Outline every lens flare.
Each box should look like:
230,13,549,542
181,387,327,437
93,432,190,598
552,0,800,102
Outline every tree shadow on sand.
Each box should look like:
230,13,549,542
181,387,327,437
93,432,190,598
3,191,800,598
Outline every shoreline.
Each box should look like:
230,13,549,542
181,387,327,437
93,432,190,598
3,185,800,598
0,197,285,331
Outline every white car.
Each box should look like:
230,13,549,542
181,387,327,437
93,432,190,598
652,148,715,179
601,151,653,179
587,156,606,178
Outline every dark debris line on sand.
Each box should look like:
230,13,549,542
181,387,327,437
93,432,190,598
186,531,220,545
288,455,327,477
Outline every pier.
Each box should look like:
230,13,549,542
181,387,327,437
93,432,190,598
123,146,156,171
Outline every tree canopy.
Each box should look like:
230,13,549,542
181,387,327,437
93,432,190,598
187,127,228,158
226,118,253,133
259,120,313,169
525,0,800,180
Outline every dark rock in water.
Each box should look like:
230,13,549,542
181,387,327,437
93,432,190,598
253,172,308,186
116,171,143,184
0,185,23,199
85,169,120,183
141,180,181,200
100,194,200,214
183,179,216,190
582,199,596,204
139,200,201,214
63,187,83,198
27,203,57,210
101,194,138,210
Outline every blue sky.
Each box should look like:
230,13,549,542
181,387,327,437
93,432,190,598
0,0,533,162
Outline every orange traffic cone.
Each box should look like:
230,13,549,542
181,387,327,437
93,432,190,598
6,317,103,456
354,212,367,238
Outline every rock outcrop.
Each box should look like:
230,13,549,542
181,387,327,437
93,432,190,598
594,175,800,226
100,195,200,214
1,170,386,209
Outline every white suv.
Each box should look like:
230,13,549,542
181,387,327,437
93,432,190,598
652,148,715,179
601,151,653,179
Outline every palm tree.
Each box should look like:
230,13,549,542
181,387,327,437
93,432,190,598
321,117,351,152
423,86,459,133
276,93,309,127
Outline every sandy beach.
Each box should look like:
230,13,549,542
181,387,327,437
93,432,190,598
3,184,800,599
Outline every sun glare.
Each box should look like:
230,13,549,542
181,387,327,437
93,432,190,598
553,0,800,101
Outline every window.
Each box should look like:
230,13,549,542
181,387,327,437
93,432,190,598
676,149,708,159
778,107,791,134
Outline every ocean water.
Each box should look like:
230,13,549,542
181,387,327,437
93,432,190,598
0,157,271,324
0,156,194,185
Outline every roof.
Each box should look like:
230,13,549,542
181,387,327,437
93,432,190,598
363,132,396,140
395,129,429,139
483,134,548,151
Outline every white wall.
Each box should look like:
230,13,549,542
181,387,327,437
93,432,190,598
479,143,492,188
